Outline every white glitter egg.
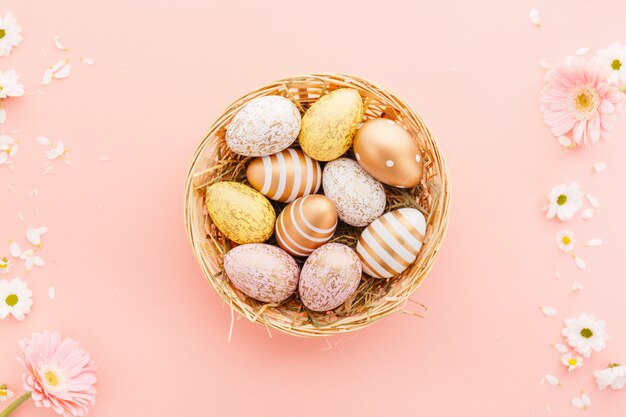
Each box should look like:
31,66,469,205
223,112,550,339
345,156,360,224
224,243,299,303
226,96,301,157
322,158,386,227
298,243,362,311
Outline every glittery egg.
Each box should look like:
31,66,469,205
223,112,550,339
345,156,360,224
298,88,364,161
322,158,386,227
226,96,301,157
298,243,362,311
205,182,275,244
224,244,299,303
353,118,424,188
275,195,337,257
246,148,322,203
356,208,426,279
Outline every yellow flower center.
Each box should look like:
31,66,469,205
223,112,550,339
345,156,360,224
0,29,5,40
612,59,623,71
557,194,567,205
570,85,600,119
568,358,578,366
562,236,571,245
5,294,18,307
45,370,60,387
580,328,593,338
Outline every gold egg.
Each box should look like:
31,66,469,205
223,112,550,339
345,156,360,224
353,118,423,188
246,148,322,203
298,88,364,161
275,195,337,257
205,182,275,244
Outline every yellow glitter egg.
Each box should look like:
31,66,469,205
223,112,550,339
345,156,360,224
205,182,275,244
298,88,364,161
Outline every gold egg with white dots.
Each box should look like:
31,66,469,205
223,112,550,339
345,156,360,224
353,118,424,188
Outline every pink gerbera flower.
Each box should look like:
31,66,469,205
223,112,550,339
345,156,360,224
17,331,97,416
540,60,623,147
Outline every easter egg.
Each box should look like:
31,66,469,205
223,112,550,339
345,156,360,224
299,243,362,311
224,244,299,303
322,158,385,227
356,208,427,279
246,148,322,203
353,118,424,188
205,182,275,244
298,88,364,161
275,195,338,257
226,96,301,157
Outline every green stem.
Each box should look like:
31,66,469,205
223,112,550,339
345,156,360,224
0,392,31,417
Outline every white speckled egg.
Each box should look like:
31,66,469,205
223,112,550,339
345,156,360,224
224,243,299,303
356,208,427,279
226,96,301,157
299,243,361,311
322,158,386,227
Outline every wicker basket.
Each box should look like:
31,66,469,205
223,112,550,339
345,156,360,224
184,73,450,337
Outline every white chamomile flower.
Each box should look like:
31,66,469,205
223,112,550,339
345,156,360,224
571,391,591,410
0,134,18,164
0,384,15,402
0,277,33,320
26,226,48,247
0,69,25,98
562,314,610,358
0,12,23,57
556,230,575,253
561,352,584,371
0,256,13,274
545,182,583,221
594,364,626,390
596,42,626,85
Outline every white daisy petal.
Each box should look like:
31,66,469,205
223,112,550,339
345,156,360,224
574,255,586,270
529,8,540,26
581,208,594,220
544,374,560,386
54,36,69,51
541,306,557,317
571,397,585,409
0,108,5,124
50,59,67,73
41,69,53,85
46,140,65,159
9,241,21,258
80,57,95,65
586,194,600,208
586,238,603,247
539,59,552,70
581,392,591,406
52,64,71,79
48,284,55,300
592,162,607,173
26,226,48,247
557,135,573,147
571,282,584,292
553,343,569,354
36,136,51,146
575,47,591,56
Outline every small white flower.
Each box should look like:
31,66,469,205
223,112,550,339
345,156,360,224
544,374,560,386
529,9,540,26
596,42,626,85
561,352,584,371
26,226,48,247
573,255,586,270
0,277,33,320
0,12,23,57
556,230,575,252
562,314,610,357
0,134,18,165
581,208,594,220
541,306,557,317
571,391,591,410
594,364,626,390
0,384,15,402
592,162,607,173
0,256,13,274
545,182,583,221
0,69,25,98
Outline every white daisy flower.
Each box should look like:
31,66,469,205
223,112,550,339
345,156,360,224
594,364,626,390
0,277,33,320
0,134,18,165
561,352,584,372
0,384,15,402
0,12,23,57
562,314,610,357
545,182,583,221
556,230,575,252
0,69,25,98
0,256,13,274
596,42,626,85
571,391,591,410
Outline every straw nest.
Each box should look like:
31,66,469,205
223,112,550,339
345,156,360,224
184,73,450,337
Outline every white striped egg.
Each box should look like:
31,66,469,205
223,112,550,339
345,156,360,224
246,148,322,203
356,208,426,278
275,195,337,257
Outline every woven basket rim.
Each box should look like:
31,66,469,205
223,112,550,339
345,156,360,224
184,73,450,337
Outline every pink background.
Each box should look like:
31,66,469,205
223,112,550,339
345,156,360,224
1,0,626,416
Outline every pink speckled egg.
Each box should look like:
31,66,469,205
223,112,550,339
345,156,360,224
298,243,362,311
224,244,299,303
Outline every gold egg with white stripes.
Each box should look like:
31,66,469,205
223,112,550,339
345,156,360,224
275,195,338,257
356,208,427,279
246,148,322,203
